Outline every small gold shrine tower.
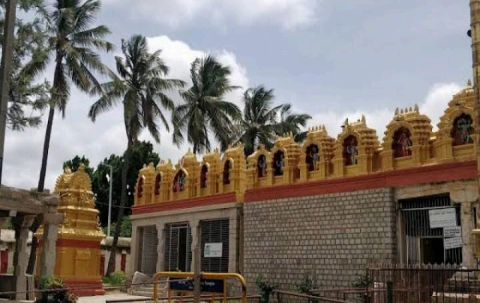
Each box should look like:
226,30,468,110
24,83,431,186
37,164,105,296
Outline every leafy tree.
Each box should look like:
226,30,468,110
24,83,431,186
37,0,114,192
172,55,241,153
0,0,51,130
233,85,311,156
103,216,131,237
63,155,94,177
89,35,184,276
92,141,159,227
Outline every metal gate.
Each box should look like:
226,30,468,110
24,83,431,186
137,225,158,275
201,219,230,272
400,194,462,265
164,223,192,272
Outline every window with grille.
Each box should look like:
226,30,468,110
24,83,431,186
201,219,229,272
136,226,158,275
400,194,462,265
164,223,192,272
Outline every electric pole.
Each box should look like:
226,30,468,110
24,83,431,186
0,0,17,185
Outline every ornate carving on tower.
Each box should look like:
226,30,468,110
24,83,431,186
199,148,222,197
154,159,175,203
298,125,335,182
332,116,379,177
172,149,198,200
134,163,155,206
380,105,432,170
219,143,246,200
246,145,271,189
435,80,476,162
37,164,105,295
270,133,301,185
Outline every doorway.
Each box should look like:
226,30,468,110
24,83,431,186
421,238,444,265
165,223,192,272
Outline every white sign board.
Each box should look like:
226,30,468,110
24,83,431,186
444,237,462,250
429,208,456,229
204,243,223,258
444,226,462,238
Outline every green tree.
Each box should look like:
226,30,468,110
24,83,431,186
233,86,311,156
172,55,241,153
0,0,51,130
37,0,114,192
89,35,184,276
92,141,159,227
103,216,131,237
279,104,311,143
63,155,94,177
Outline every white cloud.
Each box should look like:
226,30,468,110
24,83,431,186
0,33,466,192
306,82,463,141
2,35,249,191
104,0,320,30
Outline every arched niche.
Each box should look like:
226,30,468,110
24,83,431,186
154,173,161,196
200,164,208,189
305,144,320,172
392,127,413,158
137,177,144,198
223,160,232,185
343,135,359,166
272,150,285,176
173,169,187,194
257,154,268,178
451,113,474,146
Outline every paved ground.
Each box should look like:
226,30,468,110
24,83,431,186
78,291,150,303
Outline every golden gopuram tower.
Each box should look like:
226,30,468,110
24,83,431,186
37,164,105,296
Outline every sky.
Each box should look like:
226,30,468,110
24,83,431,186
3,0,471,191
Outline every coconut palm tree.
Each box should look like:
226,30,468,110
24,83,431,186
278,104,311,143
37,0,114,192
89,34,185,276
233,85,311,156
172,55,241,154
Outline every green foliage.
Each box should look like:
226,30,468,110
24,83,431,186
0,0,51,131
102,216,131,237
172,55,241,153
1,218,13,229
255,274,277,292
91,141,160,226
232,85,311,156
103,271,126,285
38,276,63,290
352,273,373,288
37,276,77,303
296,273,318,295
63,155,94,177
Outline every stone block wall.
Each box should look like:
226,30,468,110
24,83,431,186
243,187,396,292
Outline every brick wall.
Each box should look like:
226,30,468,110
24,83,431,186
243,187,396,292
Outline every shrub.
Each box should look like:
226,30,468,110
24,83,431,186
296,273,318,303
37,276,77,303
103,271,127,286
255,274,276,303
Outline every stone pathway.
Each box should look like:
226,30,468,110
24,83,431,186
78,291,150,303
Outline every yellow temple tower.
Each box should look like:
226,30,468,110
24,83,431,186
37,165,105,296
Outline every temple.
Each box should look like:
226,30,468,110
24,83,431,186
130,81,479,290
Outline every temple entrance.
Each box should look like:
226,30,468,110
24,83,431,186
400,194,462,265
165,223,192,272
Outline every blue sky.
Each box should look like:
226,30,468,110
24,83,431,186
3,0,471,190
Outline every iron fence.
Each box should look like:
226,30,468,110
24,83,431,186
367,264,480,303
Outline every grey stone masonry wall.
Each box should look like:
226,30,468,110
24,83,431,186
243,187,396,293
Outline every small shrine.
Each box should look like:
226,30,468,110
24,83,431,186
298,125,335,182
246,144,271,188
219,143,246,200
435,80,476,162
199,149,222,197
380,105,432,170
37,164,105,296
332,115,379,177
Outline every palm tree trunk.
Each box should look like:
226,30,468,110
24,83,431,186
38,57,62,192
37,106,54,192
105,138,132,276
